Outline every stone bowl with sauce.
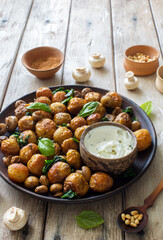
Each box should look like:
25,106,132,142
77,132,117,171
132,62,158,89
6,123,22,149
80,122,137,175
22,46,64,80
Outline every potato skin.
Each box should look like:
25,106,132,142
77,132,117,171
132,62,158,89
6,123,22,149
74,125,89,140
32,110,52,122
27,154,46,176
70,116,87,131
52,91,66,103
85,92,101,103
48,162,71,184
8,163,29,183
67,98,85,115
66,149,81,169
20,130,37,144
101,95,113,107
87,113,101,125
64,173,89,197
50,102,67,115
94,103,106,117
18,116,35,132
19,143,39,164
61,138,78,154
53,127,73,145
90,172,113,192
131,121,141,132
106,91,122,108
53,113,71,126
1,138,20,155
114,112,131,128
24,176,39,188
134,129,152,151
14,104,27,119
36,87,52,99
35,118,57,139
35,96,51,105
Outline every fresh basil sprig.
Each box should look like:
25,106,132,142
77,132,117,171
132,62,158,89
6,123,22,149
61,190,77,199
78,102,98,118
119,167,136,179
62,96,73,105
65,89,74,98
102,116,109,121
122,106,137,121
52,87,64,94
26,103,52,113
42,155,67,175
38,138,55,156
11,132,30,148
72,137,79,143
140,101,152,116
75,210,104,229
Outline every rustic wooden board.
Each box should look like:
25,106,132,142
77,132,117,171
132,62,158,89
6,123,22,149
111,0,163,239
44,1,123,239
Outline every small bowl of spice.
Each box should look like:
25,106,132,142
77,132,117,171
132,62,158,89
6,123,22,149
124,45,159,76
22,46,64,79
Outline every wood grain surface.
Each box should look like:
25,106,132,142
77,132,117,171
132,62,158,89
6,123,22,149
0,0,163,239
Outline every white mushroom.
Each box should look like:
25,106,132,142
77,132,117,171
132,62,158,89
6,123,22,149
72,66,91,82
124,71,139,90
89,53,105,68
3,207,28,231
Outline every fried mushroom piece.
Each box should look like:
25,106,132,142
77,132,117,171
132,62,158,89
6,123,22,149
53,113,71,126
27,154,46,176
94,103,106,117
35,96,51,105
112,107,122,116
36,87,52,99
70,116,87,131
1,138,20,155
74,90,82,98
64,172,89,197
52,91,66,103
48,162,71,184
35,118,57,139
14,104,27,120
106,91,122,108
74,125,89,141
19,143,39,164
53,127,73,145
134,129,152,151
20,130,37,144
85,92,101,103
101,95,113,107
89,172,113,192
87,113,101,125
32,110,52,122
61,138,78,154
0,123,7,135
24,176,39,189
8,163,29,183
18,116,35,132
81,88,93,98
114,112,131,128
67,98,85,115
66,149,81,169
50,102,67,115
5,116,18,132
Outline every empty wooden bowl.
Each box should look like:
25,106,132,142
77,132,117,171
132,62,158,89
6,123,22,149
80,122,137,175
22,46,64,80
124,45,159,76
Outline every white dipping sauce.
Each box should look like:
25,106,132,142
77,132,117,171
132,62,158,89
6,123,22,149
84,125,134,159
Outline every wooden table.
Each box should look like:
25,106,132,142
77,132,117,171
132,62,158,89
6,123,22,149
0,0,163,239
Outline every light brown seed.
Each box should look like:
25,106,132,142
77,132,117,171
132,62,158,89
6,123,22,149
121,213,126,221
130,222,137,228
134,214,139,219
138,214,143,221
125,214,131,219
130,216,135,223
125,219,130,225
131,210,138,216
135,219,140,225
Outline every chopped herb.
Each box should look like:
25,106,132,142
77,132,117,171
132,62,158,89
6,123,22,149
78,102,98,118
52,87,64,94
122,106,137,121
11,132,30,148
61,190,77,199
25,112,32,116
26,102,52,113
102,116,109,121
61,96,73,105
119,167,136,179
72,137,79,143
62,123,67,127
42,155,67,175
65,89,74,98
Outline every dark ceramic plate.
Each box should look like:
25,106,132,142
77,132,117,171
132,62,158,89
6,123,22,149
0,85,157,203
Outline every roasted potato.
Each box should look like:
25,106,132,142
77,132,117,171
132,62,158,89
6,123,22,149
53,127,73,145
48,162,71,184
114,112,131,128
89,172,113,192
1,138,20,155
66,149,81,169
87,113,101,125
14,104,27,120
32,110,52,122
0,123,7,135
101,95,113,107
8,163,29,183
64,172,89,197
74,125,89,140
20,130,37,144
94,103,106,117
18,116,35,132
35,118,57,139
5,116,18,132
50,102,67,115
134,129,152,151
67,98,85,115
53,113,71,126
112,107,122,116
24,176,39,188
27,154,46,176
52,91,66,103
106,91,122,108
36,87,52,99
35,96,51,105
19,143,38,164
70,116,87,131
61,138,78,154
85,92,101,103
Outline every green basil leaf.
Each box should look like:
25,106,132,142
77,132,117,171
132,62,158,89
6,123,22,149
140,101,152,116
25,112,32,116
61,190,77,199
75,210,104,229
38,138,55,156
102,116,109,121
122,106,137,122
26,103,52,113
72,137,79,143
52,87,64,94
65,89,74,98
78,102,98,118
62,123,67,127
42,155,67,175
62,96,73,105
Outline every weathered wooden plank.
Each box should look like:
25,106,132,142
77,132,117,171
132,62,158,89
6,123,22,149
0,0,71,239
111,0,163,239
0,0,33,108
44,1,122,240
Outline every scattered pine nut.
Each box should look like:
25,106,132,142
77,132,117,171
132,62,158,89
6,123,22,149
131,210,138,216
138,214,143,221
121,210,143,228
128,53,157,63
135,219,140,225
134,214,139,219
125,219,130,225
130,216,135,222
125,214,131,219
121,213,126,221
130,222,137,228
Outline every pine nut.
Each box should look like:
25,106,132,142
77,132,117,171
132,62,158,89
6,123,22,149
138,214,143,221
125,214,131,219
121,213,126,221
135,219,140,225
134,214,139,219
131,210,138,216
130,222,137,228
130,216,135,222
125,219,130,225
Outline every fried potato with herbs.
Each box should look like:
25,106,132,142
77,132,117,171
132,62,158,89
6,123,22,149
35,118,57,139
70,116,87,131
20,130,37,144
134,129,152,151
85,92,101,103
35,96,51,105
27,154,46,176
53,113,71,126
32,110,52,122
52,91,66,103
19,143,38,164
1,138,20,155
114,112,131,128
66,149,81,169
8,163,29,183
106,91,122,108
67,98,85,115
74,125,89,141
50,102,67,114
18,116,35,132
53,127,73,145
61,138,78,154
89,172,113,192
48,162,71,184
36,87,52,99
